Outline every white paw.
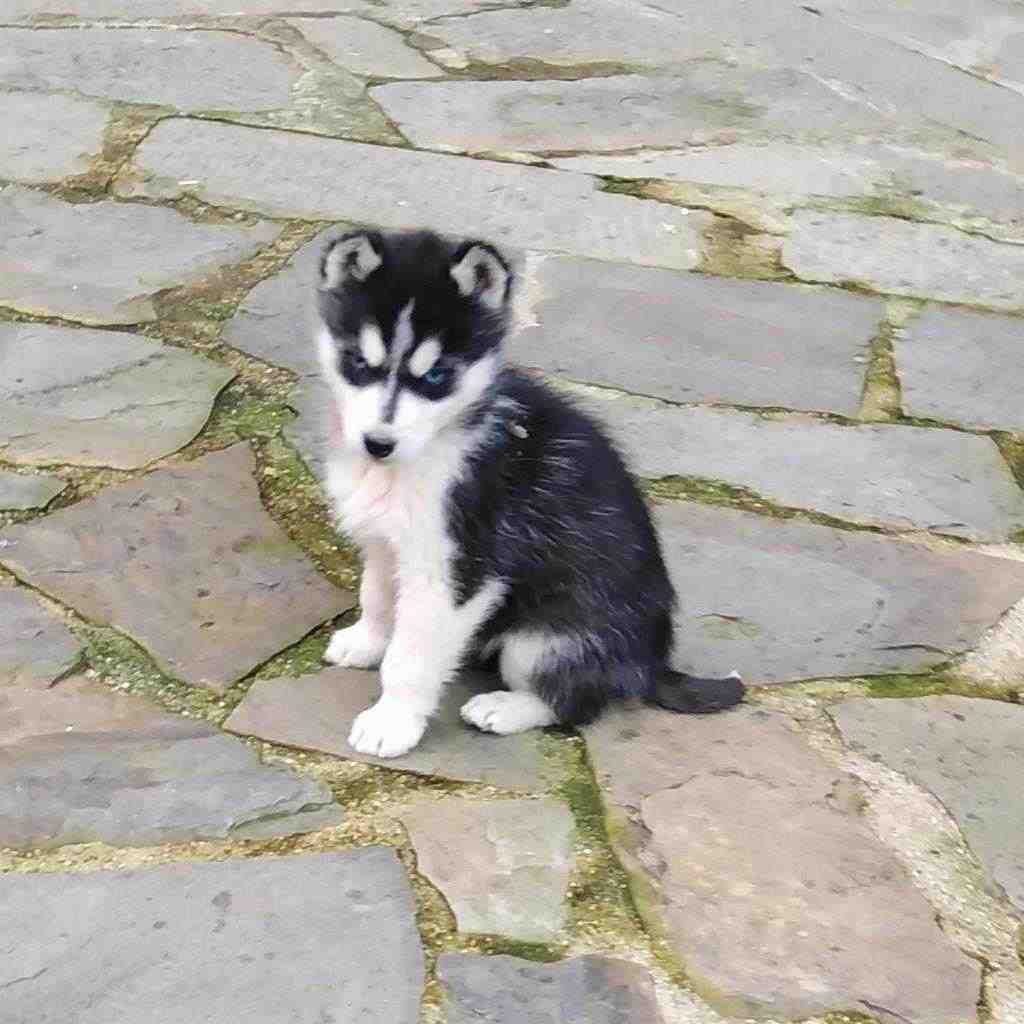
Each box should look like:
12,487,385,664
349,699,426,758
324,621,389,668
460,690,556,735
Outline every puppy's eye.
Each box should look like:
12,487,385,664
345,351,367,370
421,365,450,388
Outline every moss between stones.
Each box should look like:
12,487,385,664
858,321,902,422
993,433,1024,494
858,671,1021,704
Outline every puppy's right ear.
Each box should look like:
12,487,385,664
320,231,383,289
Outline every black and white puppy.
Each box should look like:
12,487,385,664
316,228,744,758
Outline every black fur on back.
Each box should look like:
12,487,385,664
450,368,742,724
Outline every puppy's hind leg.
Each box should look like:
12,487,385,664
460,632,561,735
325,539,395,668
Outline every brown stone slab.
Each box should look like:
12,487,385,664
0,444,353,691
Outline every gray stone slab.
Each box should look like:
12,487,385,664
438,954,664,1024
225,667,548,789
554,142,1024,239
783,209,1024,310
574,394,1024,540
584,704,981,1023
811,0,1024,94
371,67,904,155
0,586,80,687
6,0,364,14
1,849,424,1024
118,119,710,270
1,323,235,469
294,16,440,78
0,444,354,691
0,469,65,511
0,27,294,111
516,256,881,415
655,501,1024,683
0,92,108,183
0,675,342,849
0,186,279,324
399,798,573,941
894,305,1024,432
833,695,1024,914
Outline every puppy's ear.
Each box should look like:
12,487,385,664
450,241,512,311
320,231,383,289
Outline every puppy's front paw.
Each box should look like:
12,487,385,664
349,699,426,758
324,621,389,668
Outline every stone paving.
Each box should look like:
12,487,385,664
2,2,1024,1023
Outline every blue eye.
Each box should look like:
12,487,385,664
422,365,449,387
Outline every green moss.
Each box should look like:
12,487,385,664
77,623,234,724
861,671,1020,703
993,432,1024,493
458,935,563,962
859,322,902,421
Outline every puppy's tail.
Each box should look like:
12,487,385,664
651,669,746,714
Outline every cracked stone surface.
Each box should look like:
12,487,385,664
0,92,109,184
0,469,65,512
833,695,1024,915
225,668,548,789
656,501,1024,683
554,141,1024,240
584,704,982,1023
1,849,424,1024
575,393,1024,540
0,445,354,691
0,585,81,687
371,67,908,155
0,675,342,849
438,954,664,1024
0,27,295,111
516,256,882,414
294,16,440,78
895,305,1024,432
118,119,710,270
221,229,331,473
6,0,362,13
1,323,236,469
0,186,279,324
784,209,1024,310
399,798,573,941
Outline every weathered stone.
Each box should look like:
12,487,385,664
0,445,353,691
574,394,1024,540
0,469,65,511
516,256,881,414
1,849,424,1024
371,68,900,154
554,142,1024,239
895,305,1024,432
0,675,342,849
783,210,1024,310
0,92,109,183
6,0,365,14
0,27,294,110
1,323,235,469
584,703,982,1023
400,798,573,941
225,668,548,789
118,119,709,270
222,229,332,472
0,586,80,687
833,695,1024,915
811,0,1024,94
0,186,278,324
655,501,1024,683
295,16,440,77
439,954,663,1023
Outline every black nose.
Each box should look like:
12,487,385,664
364,434,396,459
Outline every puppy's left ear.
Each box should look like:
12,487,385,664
450,241,512,311
320,230,383,290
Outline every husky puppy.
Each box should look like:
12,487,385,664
316,228,744,758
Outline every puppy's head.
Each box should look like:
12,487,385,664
316,228,512,462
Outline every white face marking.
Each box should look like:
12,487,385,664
391,301,416,363
407,338,441,378
359,323,385,367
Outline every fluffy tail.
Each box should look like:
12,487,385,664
651,669,746,714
